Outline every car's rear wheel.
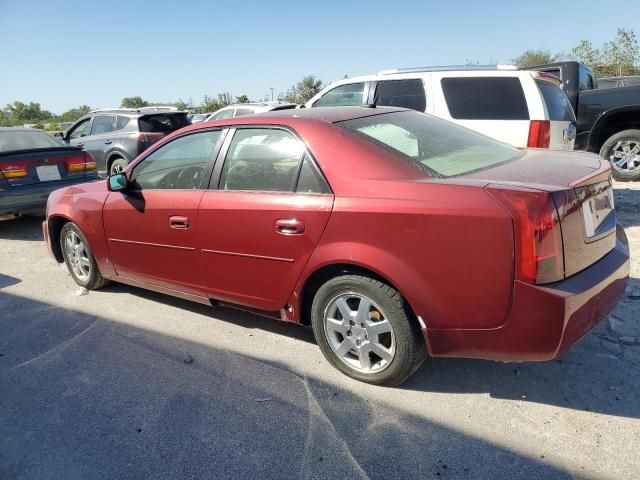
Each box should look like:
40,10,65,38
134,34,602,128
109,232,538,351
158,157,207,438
60,222,109,290
109,157,128,176
311,274,425,386
599,129,640,181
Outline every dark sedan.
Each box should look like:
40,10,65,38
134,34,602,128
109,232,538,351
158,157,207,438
0,128,99,220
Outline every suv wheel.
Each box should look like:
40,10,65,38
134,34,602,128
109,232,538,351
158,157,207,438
109,157,128,175
599,129,640,181
311,274,426,386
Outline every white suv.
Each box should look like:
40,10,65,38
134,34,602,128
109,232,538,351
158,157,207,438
306,66,577,150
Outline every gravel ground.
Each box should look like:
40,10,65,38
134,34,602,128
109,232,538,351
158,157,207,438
0,182,639,480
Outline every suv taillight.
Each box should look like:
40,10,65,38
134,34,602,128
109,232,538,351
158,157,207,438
487,185,563,284
527,120,550,148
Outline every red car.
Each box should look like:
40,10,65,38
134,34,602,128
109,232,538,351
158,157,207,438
43,107,629,386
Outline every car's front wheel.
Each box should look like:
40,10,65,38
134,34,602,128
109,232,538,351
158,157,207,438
599,129,640,181
311,274,425,386
60,222,110,290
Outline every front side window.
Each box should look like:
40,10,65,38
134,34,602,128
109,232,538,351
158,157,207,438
131,131,221,190
337,111,521,178
209,109,234,120
90,115,115,135
68,118,91,140
234,108,254,117
374,79,426,112
313,83,365,107
441,77,529,120
220,129,304,192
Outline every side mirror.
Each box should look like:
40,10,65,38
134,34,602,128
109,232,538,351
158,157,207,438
108,173,128,192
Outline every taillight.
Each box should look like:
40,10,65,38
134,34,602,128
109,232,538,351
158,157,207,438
0,161,28,178
527,120,550,148
64,153,96,172
487,185,563,284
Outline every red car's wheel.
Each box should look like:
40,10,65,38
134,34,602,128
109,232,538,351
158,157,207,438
311,274,425,386
60,222,110,290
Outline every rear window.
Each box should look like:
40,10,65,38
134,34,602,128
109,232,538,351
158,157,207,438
0,130,63,152
374,79,426,112
441,77,529,120
535,80,575,121
337,111,521,178
138,113,190,133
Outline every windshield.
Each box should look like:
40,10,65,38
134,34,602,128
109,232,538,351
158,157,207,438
336,111,522,177
0,129,63,153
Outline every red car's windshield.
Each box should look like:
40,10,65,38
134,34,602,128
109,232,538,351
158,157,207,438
336,111,522,177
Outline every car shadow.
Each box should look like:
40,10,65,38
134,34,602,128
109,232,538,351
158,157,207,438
101,276,640,421
0,215,44,241
0,289,569,479
614,186,640,228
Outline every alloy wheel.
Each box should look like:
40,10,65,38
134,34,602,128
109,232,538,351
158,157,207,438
323,293,396,374
609,140,640,174
64,230,91,282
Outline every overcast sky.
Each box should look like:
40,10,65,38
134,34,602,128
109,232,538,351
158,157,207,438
1,0,639,113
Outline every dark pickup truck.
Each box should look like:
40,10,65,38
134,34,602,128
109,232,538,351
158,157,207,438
531,61,640,181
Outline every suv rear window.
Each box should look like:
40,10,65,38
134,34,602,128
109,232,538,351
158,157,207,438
337,111,521,178
535,80,575,121
138,113,190,133
441,77,529,120
374,79,426,111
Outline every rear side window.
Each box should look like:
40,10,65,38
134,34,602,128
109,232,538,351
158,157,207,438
337,111,521,178
374,79,426,111
441,77,529,120
90,115,115,135
314,83,364,107
535,80,575,121
138,113,190,133
220,129,305,192
296,155,328,194
578,66,596,91
112,116,129,131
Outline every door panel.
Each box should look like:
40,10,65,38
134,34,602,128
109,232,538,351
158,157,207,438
197,192,333,311
103,190,205,294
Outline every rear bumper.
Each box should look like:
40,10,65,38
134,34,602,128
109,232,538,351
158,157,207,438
0,176,99,216
426,224,630,361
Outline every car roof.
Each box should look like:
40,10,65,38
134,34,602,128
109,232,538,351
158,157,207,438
0,127,48,133
238,106,406,123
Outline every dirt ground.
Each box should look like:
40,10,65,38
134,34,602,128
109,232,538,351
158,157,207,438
0,181,638,480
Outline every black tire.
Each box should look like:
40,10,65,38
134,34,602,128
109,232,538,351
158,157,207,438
109,157,128,176
599,129,640,182
311,274,425,386
60,222,110,290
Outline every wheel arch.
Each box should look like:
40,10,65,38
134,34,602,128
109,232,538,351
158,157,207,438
106,151,129,172
47,214,73,263
588,106,640,152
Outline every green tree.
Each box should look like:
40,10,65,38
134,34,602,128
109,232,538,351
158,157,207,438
5,101,53,123
513,49,558,68
120,96,148,108
282,75,324,104
236,95,250,103
175,98,189,111
59,105,92,122
570,29,640,76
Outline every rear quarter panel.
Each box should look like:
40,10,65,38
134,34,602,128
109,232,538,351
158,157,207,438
292,182,515,330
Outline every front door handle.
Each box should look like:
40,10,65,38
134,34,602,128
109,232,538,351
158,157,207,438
169,215,190,229
76,143,84,148
104,140,112,145
275,218,305,235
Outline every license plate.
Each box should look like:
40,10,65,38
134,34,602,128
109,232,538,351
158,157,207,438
36,165,61,182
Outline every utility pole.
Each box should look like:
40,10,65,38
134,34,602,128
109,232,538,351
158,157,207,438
270,87,274,101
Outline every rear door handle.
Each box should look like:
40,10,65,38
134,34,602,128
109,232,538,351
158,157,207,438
169,215,190,229
76,143,84,148
104,140,112,145
275,218,305,235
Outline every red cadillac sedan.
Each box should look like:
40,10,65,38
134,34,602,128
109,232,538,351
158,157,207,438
43,107,629,386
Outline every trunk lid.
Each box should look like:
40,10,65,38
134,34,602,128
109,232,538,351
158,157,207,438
0,147,93,187
468,149,616,279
